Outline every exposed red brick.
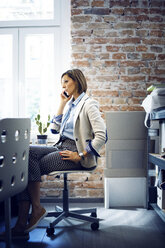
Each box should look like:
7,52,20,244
83,181,103,189
140,68,152,74
158,54,165,60
121,76,146,82
110,0,130,7
88,38,109,44
136,45,148,52
83,53,95,59
122,46,135,52
91,1,104,7
106,31,118,37
113,98,127,104
72,38,84,44
71,0,90,7
95,97,113,105
73,189,88,197
133,91,147,97
91,61,104,67
120,30,134,36
106,46,120,52
72,60,90,67
111,8,124,15
72,44,87,52
136,30,148,37
96,75,118,81
114,37,141,44
128,67,140,75
150,30,163,37
142,53,156,60
72,53,83,59
149,16,163,22
143,38,165,45
90,45,102,52
84,8,110,15
121,106,144,111
137,15,149,21
114,23,140,29
92,90,119,97
128,98,143,105
150,46,163,53
71,15,92,23
156,61,165,67
120,61,146,67
105,61,118,67
100,105,121,111
99,53,109,59
120,91,132,97
72,30,91,37
125,8,149,15
71,9,83,15
112,53,126,60
148,76,165,83
154,69,165,75
88,189,104,197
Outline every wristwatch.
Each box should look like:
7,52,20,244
79,152,84,160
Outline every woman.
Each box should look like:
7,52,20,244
0,69,107,240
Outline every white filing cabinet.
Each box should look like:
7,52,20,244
104,111,147,208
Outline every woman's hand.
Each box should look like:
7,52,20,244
59,150,81,163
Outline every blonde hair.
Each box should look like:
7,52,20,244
61,69,87,94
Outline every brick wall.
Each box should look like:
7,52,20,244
40,0,165,200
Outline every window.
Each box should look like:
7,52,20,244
0,29,18,117
0,0,71,140
0,0,60,26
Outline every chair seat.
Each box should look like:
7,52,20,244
48,167,96,176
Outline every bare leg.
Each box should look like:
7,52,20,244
25,181,47,233
13,201,30,231
28,181,43,216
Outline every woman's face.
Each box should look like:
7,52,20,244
61,74,79,98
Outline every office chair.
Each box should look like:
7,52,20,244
44,167,100,236
0,118,31,248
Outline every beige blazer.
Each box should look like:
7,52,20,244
51,94,107,168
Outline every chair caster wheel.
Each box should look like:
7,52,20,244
91,212,97,218
91,222,99,231
46,227,55,236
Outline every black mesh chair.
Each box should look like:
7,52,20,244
0,118,31,248
44,167,100,236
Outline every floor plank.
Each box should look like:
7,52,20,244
0,203,165,248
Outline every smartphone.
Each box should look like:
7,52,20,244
64,91,69,98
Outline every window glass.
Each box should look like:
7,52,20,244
24,32,59,130
0,34,13,117
0,0,54,21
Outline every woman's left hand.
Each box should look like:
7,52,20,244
59,150,81,163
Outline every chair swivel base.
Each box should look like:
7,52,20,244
45,172,100,236
46,208,99,236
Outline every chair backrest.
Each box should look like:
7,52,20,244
0,118,31,202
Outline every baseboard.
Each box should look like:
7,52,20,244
41,197,104,204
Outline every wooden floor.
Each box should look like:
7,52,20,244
0,203,165,248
